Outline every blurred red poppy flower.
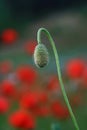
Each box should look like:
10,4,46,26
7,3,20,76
8,110,35,129
39,92,48,104
24,40,37,55
0,97,9,114
16,65,38,84
34,106,49,117
51,101,69,119
47,75,60,90
65,59,85,79
0,60,12,74
2,29,18,44
20,92,39,109
1,80,16,97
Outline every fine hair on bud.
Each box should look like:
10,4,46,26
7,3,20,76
34,44,49,68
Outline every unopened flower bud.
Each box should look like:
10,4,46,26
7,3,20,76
34,44,49,68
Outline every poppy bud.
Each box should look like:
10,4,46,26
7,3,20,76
34,44,49,68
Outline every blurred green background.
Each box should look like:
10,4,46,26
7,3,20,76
0,0,87,54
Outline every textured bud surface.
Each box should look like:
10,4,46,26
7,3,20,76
34,44,49,68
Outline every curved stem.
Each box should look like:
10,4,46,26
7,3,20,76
37,27,80,130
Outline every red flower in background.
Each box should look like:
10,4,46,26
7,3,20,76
24,40,37,55
2,29,18,44
34,106,49,117
0,97,9,114
20,92,39,109
39,92,48,104
16,65,38,84
9,110,35,129
1,80,16,97
65,59,85,79
0,60,12,74
47,75,60,91
51,101,69,119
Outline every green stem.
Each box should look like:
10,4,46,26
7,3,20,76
37,27,80,130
